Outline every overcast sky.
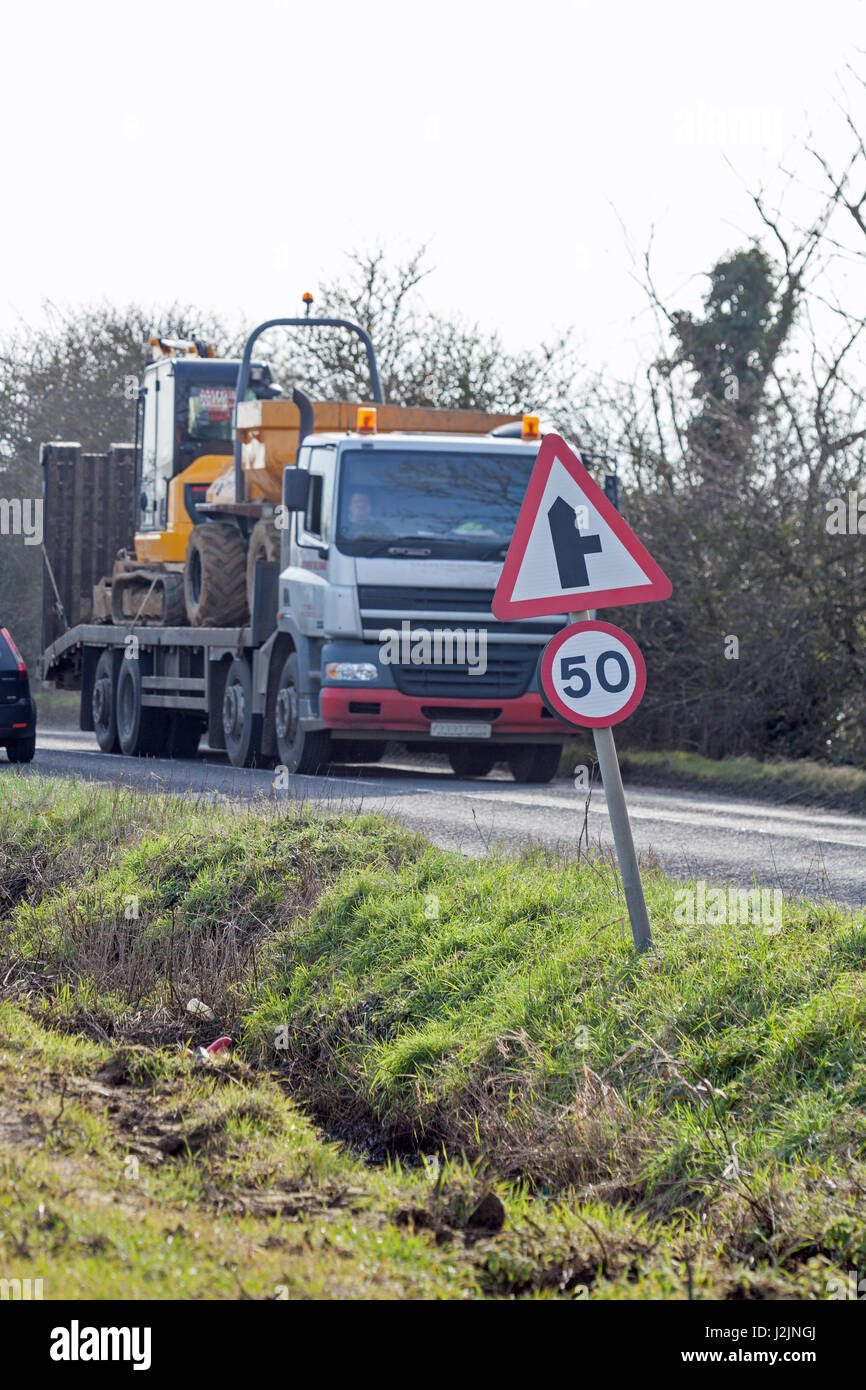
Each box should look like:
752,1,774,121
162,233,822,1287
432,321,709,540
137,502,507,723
2,1,863,381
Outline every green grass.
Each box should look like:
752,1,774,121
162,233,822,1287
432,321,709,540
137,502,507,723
245,844,866,1192
1,772,865,1299
560,743,866,811
32,688,80,729
0,1000,497,1299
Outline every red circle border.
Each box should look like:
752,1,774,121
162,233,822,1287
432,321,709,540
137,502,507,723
539,620,647,728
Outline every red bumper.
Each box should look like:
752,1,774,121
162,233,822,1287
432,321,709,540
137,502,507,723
320,688,562,735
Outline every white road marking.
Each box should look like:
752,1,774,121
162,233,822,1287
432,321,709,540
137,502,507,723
463,790,866,847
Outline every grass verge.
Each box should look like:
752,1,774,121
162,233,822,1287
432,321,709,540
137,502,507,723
560,743,866,812
32,689,81,730
1,772,865,1299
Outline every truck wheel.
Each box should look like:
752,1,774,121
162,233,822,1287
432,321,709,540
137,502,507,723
448,746,497,778
246,518,280,611
222,657,263,767
185,523,249,628
274,652,331,774
168,714,203,759
6,736,36,764
507,745,562,784
116,657,166,756
92,650,119,752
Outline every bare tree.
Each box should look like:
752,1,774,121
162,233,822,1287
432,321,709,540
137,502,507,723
265,248,584,423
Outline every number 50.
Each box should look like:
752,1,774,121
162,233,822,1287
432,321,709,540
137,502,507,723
560,650,629,699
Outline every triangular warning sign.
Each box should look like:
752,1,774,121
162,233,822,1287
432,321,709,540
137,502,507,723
492,434,672,620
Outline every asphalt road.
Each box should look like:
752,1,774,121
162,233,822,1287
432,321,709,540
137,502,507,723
8,727,866,908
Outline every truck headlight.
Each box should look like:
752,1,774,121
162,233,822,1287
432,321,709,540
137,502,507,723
325,662,379,682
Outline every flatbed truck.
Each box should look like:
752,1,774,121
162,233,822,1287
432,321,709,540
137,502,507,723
38,318,571,782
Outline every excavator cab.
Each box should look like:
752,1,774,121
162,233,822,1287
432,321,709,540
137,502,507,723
134,349,275,563
107,341,277,625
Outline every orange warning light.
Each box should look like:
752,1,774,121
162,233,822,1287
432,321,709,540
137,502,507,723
522,414,541,440
357,407,377,433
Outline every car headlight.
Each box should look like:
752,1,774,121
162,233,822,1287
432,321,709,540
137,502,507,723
325,662,379,682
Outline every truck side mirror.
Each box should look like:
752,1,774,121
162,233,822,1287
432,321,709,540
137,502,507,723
282,468,310,511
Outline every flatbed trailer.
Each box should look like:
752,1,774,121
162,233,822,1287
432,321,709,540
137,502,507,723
40,622,261,756
41,622,252,713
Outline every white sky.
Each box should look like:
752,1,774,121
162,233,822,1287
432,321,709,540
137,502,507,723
2,0,864,380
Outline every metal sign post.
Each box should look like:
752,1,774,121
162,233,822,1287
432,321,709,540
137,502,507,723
571,609,653,950
493,433,670,954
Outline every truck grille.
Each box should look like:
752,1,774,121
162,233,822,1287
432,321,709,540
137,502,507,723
358,586,561,636
360,585,494,614
390,644,536,699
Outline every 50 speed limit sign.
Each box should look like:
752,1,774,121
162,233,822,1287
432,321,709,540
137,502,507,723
539,620,646,728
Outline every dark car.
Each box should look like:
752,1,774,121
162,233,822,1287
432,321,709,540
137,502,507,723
0,627,36,762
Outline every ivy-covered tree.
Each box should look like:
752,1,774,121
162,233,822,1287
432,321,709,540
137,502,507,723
665,246,798,477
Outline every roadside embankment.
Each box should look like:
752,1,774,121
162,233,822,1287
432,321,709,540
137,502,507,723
1,774,864,1299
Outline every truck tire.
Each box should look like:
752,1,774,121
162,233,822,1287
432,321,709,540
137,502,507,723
448,746,497,778
92,650,119,752
507,744,562,784
6,736,36,763
274,652,331,774
184,523,249,628
246,518,280,611
222,657,263,768
115,657,166,757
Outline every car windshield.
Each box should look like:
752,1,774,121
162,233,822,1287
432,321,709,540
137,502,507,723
336,447,537,556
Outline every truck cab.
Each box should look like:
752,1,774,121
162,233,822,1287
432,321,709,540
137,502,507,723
269,423,568,780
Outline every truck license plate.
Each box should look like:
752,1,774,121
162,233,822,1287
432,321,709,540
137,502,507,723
430,722,492,739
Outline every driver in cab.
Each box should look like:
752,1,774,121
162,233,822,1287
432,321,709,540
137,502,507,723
342,489,393,540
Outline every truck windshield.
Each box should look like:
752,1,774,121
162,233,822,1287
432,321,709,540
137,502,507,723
186,385,237,442
336,447,537,557
184,384,263,443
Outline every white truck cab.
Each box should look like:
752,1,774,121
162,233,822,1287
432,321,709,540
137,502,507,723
270,430,568,780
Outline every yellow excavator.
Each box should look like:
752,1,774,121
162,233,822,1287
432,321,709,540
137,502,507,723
112,302,520,627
